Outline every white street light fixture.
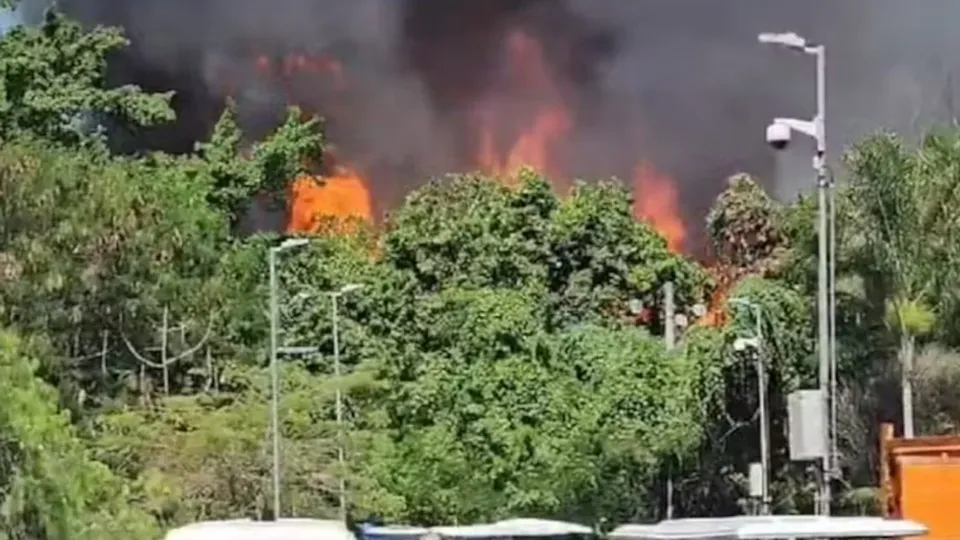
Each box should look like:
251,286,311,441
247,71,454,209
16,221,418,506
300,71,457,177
338,283,364,295
291,291,313,303
277,346,319,356
758,32,809,50
733,336,761,352
276,237,309,252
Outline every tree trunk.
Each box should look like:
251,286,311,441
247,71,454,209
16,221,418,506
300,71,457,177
901,332,916,438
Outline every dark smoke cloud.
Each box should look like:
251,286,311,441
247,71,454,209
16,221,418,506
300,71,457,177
28,0,960,245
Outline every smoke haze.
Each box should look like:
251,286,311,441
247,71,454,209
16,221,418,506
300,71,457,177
24,0,960,239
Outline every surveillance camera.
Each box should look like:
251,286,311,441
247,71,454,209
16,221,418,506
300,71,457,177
765,122,791,150
674,314,689,329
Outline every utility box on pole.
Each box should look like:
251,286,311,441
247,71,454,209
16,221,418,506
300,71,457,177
748,462,763,498
787,389,826,461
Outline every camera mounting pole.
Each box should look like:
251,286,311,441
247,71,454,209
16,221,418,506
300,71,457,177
759,31,835,516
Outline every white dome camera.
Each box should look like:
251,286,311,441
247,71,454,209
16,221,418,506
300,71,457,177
765,122,792,150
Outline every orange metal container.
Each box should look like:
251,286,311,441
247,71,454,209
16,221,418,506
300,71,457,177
880,423,960,540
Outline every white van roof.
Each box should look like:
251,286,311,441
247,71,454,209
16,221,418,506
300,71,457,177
164,518,355,540
610,516,927,540
363,518,592,538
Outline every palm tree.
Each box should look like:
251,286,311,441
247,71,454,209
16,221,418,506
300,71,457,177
844,130,960,437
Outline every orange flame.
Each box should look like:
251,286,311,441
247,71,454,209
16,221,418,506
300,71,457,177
475,31,687,256
696,266,735,327
632,162,687,252
699,280,730,327
287,168,372,233
253,52,368,232
475,30,571,180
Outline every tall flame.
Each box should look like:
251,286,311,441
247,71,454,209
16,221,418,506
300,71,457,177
698,271,732,327
475,30,571,180
632,163,687,252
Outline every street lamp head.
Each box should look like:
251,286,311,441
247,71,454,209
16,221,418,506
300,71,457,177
292,291,313,302
339,283,364,294
734,337,761,352
277,345,319,356
277,238,309,252
758,31,807,49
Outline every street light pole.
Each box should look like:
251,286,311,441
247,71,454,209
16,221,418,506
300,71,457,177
327,283,364,523
269,248,280,520
267,238,308,519
731,298,770,515
759,31,833,515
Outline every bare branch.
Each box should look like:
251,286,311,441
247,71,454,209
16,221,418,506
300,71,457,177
120,312,215,368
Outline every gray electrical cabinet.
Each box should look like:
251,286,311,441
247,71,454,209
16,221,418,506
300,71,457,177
787,389,826,461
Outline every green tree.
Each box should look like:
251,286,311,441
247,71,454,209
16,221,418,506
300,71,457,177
0,98,325,402
706,173,788,276
353,287,703,524
0,137,230,404
196,104,323,226
844,130,960,437
0,8,173,145
384,169,708,331
92,363,345,526
262,171,714,523
669,276,814,516
0,329,158,539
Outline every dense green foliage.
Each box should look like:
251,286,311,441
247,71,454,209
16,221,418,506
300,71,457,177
0,331,158,539
3,6,960,539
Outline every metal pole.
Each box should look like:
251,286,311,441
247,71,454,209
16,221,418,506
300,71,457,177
754,304,771,515
268,248,281,519
813,44,831,516
828,162,839,479
332,293,347,522
161,306,170,396
664,282,676,350
663,281,675,519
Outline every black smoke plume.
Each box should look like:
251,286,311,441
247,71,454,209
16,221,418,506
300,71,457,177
30,0,960,246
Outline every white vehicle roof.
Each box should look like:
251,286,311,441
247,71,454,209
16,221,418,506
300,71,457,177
164,518,355,540
362,525,430,537
364,518,592,538
609,516,927,540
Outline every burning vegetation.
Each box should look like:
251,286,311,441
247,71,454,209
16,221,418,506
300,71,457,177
265,27,688,258
65,0,763,320
241,23,711,321
699,173,789,325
